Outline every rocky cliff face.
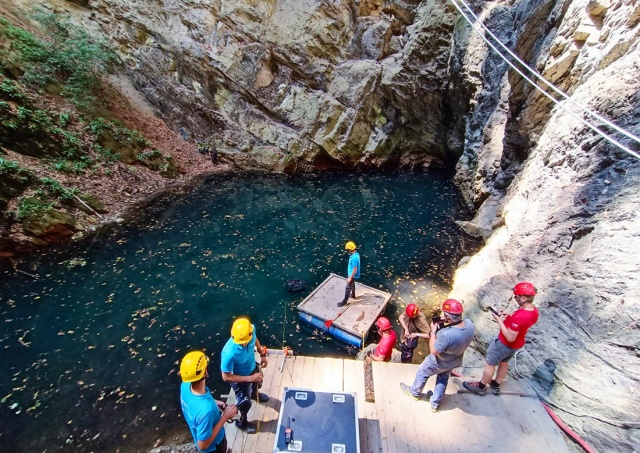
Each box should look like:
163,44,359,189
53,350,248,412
77,0,464,171
3,0,639,450
450,0,640,451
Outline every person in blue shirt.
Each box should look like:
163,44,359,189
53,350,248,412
179,351,237,453
337,241,360,307
220,318,269,434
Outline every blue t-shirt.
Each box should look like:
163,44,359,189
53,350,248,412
180,382,224,452
347,251,361,279
220,327,257,376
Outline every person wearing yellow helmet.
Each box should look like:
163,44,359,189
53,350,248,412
337,241,361,307
179,351,238,453
220,317,269,434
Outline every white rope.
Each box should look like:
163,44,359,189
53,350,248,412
449,0,640,160
454,0,640,146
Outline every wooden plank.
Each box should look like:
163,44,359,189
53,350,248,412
296,354,316,391
321,357,344,392
505,394,571,452
262,353,298,452
372,361,393,453
384,362,420,453
332,292,390,335
395,363,437,453
255,355,286,453
360,359,382,453
236,356,279,453
342,359,369,453
220,356,572,453
471,395,536,452
287,354,306,391
452,375,536,397
444,401,484,452
310,357,326,390
222,386,241,450
225,351,285,453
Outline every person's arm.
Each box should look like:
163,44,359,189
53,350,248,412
398,315,411,339
429,322,440,356
347,264,358,283
494,313,518,342
196,404,238,451
221,370,263,383
255,338,268,368
370,349,385,361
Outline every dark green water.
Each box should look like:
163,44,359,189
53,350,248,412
0,172,476,452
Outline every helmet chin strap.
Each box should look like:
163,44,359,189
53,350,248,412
515,295,532,307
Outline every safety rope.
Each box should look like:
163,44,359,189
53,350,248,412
282,298,287,349
449,0,640,160
255,380,261,434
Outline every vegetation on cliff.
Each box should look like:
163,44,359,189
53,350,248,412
0,10,204,258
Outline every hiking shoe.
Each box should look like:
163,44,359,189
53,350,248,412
463,381,487,396
425,390,437,411
257,392,269,403
235,420,257,434
490,384,501,395
399,383,419,401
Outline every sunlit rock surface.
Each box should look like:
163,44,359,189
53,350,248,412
79,0,454,171
450,1,640,452
2,0,638,451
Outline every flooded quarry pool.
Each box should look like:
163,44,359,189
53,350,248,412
0,172,477,452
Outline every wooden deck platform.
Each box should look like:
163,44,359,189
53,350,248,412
224,355,571,453
297,274,392,347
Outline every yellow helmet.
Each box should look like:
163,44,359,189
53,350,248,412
231,318,253,344
180,351,209,383
345,241,356,251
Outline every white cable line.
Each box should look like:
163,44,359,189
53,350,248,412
454,0,640,146
448,0,640,160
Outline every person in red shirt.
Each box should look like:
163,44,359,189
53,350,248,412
464,282,539,396
370,317,397,362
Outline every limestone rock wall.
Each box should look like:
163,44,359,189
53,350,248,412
5,0,638,450
75,0,460,171
450,0,640,451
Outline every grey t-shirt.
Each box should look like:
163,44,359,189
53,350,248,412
433,319,475,369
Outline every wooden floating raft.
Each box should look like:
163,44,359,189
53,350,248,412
297,273,392,348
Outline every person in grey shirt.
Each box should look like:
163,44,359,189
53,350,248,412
400,299,475,412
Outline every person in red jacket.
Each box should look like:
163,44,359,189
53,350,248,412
370,317,397,362
463,282,539,395
356,316,398,361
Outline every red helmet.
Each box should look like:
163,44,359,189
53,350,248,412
442,299,463,315
513,282,537,296
375,317,392,331
406,304,419,317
